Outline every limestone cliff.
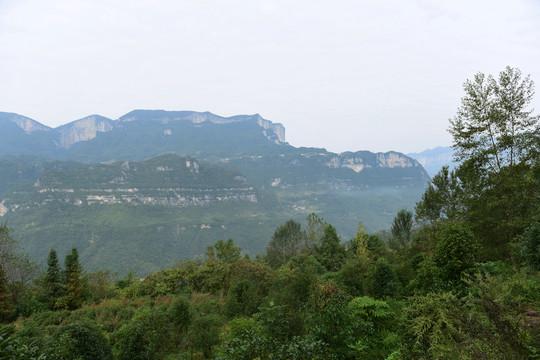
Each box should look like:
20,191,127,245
326,151,424,173
118,110,286,144
56,115,114,149
0,112,52,133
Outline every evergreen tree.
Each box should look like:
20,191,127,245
44,248,63,309
60,248,83,310
316,224,346,272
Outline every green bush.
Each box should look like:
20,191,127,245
0,333,46,360
46,321,112,360
114,321,156,360
224,280,259,318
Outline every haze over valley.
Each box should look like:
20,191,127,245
0,110,429,273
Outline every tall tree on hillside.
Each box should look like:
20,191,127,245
316,224,346,272
305,213,327,252
415,166,463,225
450,66,539,171
448,67,539,256
389,209,413,250
44,248,63,309
206,238,241,263
61,248,83,310
266,220,305,269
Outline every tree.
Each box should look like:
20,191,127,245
206,238,241,263
266,220,305,269
348,296,399,359
389,209,413,250
224,279,259,318
190,314,223,358
315,224,346,272
350,222,370,259
415,166,463,225
304,213,326,252
58,248,83,310
433,222,479,289
44,248,63,309
305,279,355,358
448,67,539,256
449,66,539,171
370,258,399,298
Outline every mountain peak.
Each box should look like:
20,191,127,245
117,110,286,143
0,112,52,134
55,115,114,149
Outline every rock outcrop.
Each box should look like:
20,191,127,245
0,112,52,133
56,115,115,148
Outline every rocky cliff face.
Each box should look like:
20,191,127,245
0,155,258,216
2,110,287,151
56,115,115,148
326,151,424,173
118,110,286,144
256,115,286,143
0,112,52,133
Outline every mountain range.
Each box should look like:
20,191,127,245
0,110,431,274
407,146,456,177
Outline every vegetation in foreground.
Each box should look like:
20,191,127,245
0,66,539,359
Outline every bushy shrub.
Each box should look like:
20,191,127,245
46,321,113,360
0,333,46,360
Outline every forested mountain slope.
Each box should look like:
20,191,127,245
0,110,429,273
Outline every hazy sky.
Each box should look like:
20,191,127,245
1,0,539,153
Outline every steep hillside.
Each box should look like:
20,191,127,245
0,110,288,162
62,111,288,163
0,156,84,195
230,149,428,189
0,155,425,274
0,112,57,157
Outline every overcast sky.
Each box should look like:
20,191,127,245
1,0,539,153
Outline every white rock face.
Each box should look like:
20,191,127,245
326,152,418,173
376,152,414,168
256,115,286,143
119,111,286,144
57,116,114,148
12,117,52,134
185,160,200,173
0,201,7,216
271,178,282,187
